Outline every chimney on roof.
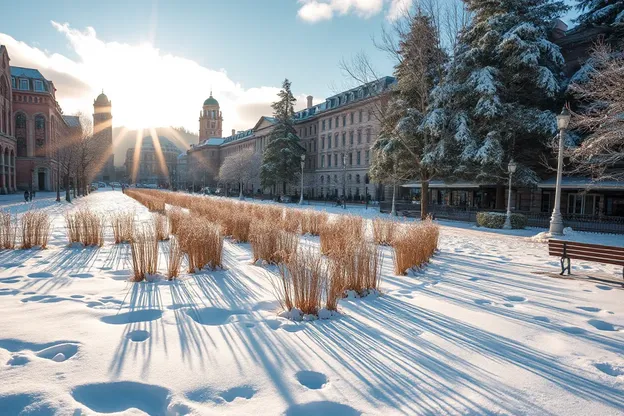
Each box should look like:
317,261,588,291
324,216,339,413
307,95,313,109
232,129,235,136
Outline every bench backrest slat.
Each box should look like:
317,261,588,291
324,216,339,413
548,239,624,266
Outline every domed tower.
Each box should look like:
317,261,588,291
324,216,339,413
93,90,114,182
198,92,222,142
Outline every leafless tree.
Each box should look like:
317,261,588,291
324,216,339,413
73,116,102,196
567,42,624,182
218,148,261,199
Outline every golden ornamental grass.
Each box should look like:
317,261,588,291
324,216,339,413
0,210,17,249
20,211,51,249
277,247,325,316
153,213,169,241
301,210,328,236
130,224,159,281
250,220,299,264
329,240,382,295
166,206,187,235
166,236,184,280
178,218,223,272
64,209,104,247
111,211,135,244
372,217,398,246
319,215,363,256
391,220,439,275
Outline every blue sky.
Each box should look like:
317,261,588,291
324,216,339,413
1,0,579,133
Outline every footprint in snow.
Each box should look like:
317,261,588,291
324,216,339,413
596,285,612,291
504,296,526,302
126,330,150,342
474,299,492,306
26,272,54,279
219,386,256,402
587,319,618,332
296,371,328,390
561,326,586,335
594,363,624,377
533,316,550,323
577,306,601,313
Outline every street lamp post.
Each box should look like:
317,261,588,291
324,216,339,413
299,154,305,205
502,159,517,229
549,107,571,235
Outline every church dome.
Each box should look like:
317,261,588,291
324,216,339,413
203,95,219,106
95,91,110,106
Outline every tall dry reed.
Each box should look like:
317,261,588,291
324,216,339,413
0,210,17,249
65,209,104,247
20,211,51,249
250,220,299,264
319,215,363,255
277,247,325,315
391,220,439,275
301,210,328,236
166,236,183,280
329,240,382,295
130,225,159,281
178,218,223,272
153,213,169,241
372,217,397,246
111,211,135,244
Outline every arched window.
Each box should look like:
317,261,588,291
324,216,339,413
35,115,46,157
356,174,361,184
15,113,27,157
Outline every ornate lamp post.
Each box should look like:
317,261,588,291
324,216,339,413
503,159,517,229
299,154,305,205
549,107,571,235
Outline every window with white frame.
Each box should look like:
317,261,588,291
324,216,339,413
19,79,28,90
34,80,44,92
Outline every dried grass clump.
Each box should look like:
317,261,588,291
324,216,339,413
20,211,51,249
130,225,160,281
230,215,252,243
277,247,325,315
250,220,299,264
111,211,135,244
64,209,104,247
281,209,302,233
178,218,223,272
166,207,186,235
0,210,18,249
329,241,382,295
301,210,328,236
391,220,439,275
166,236,183,280
153,213,169,241
372,218,397,246
319,215,363,256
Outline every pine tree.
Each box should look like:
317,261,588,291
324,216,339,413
423,0,569,189
260,79,304,194
576,0,624,26
371,10,446,219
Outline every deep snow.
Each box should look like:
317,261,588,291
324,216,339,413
0,190,622,415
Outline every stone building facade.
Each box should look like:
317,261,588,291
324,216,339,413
93,92,114,182
187,77,394,198
124,136,181,186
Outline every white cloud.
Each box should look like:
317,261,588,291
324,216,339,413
0,22,312,134
297,0,410,22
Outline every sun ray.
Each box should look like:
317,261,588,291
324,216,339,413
149,127,170,182
131,129,145,183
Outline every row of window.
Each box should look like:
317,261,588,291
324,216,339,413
319,174,365,185
321,110,371,131
321,129,371,150
320,151,369,168
299,124,317,138
11,77,46,92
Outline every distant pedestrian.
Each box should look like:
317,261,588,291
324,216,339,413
24,191,30,202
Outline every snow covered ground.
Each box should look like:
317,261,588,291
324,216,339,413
0,190,622,415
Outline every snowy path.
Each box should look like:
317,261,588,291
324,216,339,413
0,190,622,415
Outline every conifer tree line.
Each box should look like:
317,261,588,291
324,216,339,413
365,0,623,219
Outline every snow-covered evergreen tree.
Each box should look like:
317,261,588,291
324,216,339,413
260,79,304,194
423,0,568,186
371,10,446,219
576,0,624,26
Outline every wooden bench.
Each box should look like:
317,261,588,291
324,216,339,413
548,239,624,283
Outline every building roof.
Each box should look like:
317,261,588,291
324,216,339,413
10,66,47,80
95,91,110,106
62,115,81,128
537,177,624,190
203,94,219,106
131,135,181,153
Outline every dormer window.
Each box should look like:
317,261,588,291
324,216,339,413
34,80,44,92
11,77,16,88
19,79,29,90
